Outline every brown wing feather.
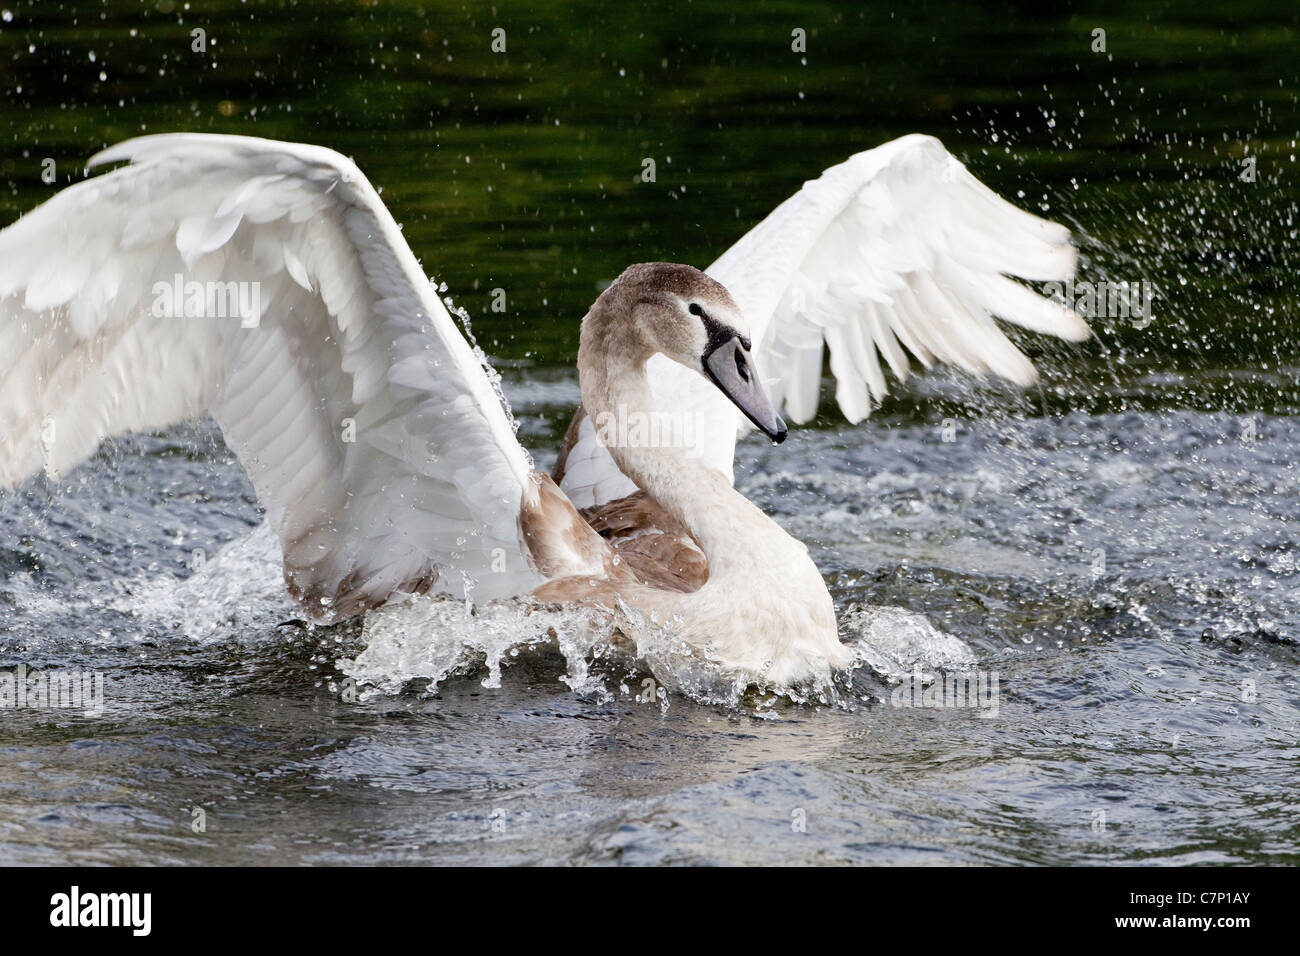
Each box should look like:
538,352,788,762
579,490,708,594
549,405,587,487
533,404,710,601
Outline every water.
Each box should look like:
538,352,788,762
1,1,1299,865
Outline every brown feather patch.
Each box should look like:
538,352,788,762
579,490,708,594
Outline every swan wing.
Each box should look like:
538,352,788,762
559,134,1089,508
0,133,542,614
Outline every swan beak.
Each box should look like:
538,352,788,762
703,337,787,443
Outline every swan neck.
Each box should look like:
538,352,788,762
579,302,747,560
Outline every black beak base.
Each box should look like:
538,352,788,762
703,337,787,443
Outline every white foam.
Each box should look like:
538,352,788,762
12,515,978,706
348,593,764,706
105,520,295,637
840,605,979,680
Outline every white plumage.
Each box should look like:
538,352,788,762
560,135,1087,508
0,134,541,613
0,133,1089,685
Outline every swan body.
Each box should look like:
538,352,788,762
0,133,1090,687
531,263,850,684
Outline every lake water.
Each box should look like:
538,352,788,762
0,0,1297,865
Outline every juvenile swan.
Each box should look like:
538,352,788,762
0,134,1090,687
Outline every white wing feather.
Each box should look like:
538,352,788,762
560,134,1090,509
0,133,542,613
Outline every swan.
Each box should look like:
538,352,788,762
0,133,1090,687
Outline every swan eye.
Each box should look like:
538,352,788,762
734,348,750,382
688,303,703,317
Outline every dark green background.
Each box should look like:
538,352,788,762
1,0,1296,407
1,1,1298,867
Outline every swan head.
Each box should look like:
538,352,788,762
601,262,787,442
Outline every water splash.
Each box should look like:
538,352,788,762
840,604,979,681
349,592,758,706
105,520,295,638
8,506,980,709
347,589,977,709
